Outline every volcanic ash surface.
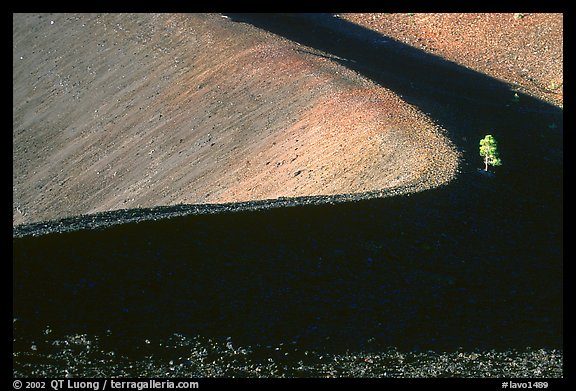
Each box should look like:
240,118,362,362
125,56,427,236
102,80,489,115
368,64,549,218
13,13,459,226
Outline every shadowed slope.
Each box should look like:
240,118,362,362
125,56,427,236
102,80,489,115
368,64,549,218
341,13,563,107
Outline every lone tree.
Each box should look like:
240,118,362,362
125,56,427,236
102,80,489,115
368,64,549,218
479,134,502,171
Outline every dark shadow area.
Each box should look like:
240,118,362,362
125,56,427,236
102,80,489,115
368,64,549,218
224,13,563,176
13,13,562,363
13,175,562,357
223,13,563,112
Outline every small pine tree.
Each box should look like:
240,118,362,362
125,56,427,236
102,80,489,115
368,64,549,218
479,135,502,171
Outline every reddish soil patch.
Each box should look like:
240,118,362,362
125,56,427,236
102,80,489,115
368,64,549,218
13,13,459,226
341,13,563,107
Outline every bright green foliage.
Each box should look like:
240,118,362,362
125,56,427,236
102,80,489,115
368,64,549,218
479,135,502,171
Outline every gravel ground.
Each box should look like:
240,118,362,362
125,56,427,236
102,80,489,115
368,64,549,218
13,333,563,378
14,172,562,378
